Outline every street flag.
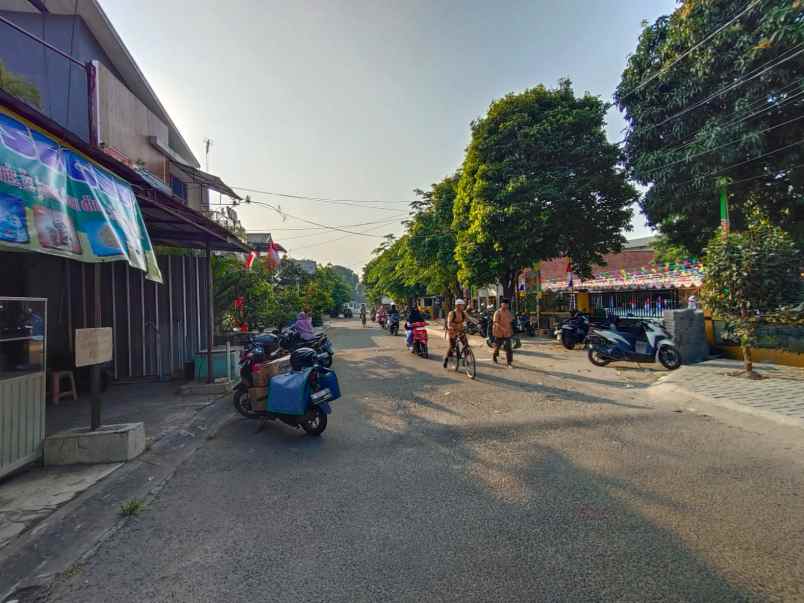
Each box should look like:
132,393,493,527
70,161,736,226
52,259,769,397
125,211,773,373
244,250,257,270
566,260,573,288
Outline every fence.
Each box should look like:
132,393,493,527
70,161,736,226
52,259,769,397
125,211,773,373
590,289,682,318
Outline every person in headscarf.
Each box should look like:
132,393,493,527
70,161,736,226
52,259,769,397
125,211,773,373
294,309,316,340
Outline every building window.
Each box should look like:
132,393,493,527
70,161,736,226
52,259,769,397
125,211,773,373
170,175,187,201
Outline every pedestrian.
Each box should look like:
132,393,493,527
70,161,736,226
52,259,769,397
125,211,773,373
492,298,514,367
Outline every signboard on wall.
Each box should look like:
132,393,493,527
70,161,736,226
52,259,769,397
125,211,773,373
75,327,113,367
0,106,162,282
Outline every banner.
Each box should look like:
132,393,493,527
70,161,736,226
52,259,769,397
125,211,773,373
0,106,162,282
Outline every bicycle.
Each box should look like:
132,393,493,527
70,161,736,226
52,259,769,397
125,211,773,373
451,333,476,379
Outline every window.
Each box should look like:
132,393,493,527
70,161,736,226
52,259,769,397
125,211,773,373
170,175,187,201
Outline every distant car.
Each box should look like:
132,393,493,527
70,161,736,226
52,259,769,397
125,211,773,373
342,305,354,318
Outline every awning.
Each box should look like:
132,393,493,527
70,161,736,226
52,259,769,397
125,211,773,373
542,265,704,293
170,162,242,200
136,189,251,252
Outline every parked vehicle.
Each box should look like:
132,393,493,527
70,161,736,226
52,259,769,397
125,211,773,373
233,347,339,436
388,312,400,336
557,312,591,350
587,318,682,370
342,305,354,319
410,321,429,358
275,326,334,367
514,313,534,337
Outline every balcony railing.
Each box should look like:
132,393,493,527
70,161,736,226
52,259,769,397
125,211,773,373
0,13,90,141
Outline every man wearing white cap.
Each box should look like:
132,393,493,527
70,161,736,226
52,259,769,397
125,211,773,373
443,298,468,368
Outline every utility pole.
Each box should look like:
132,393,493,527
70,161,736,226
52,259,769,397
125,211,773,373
717,176,731,234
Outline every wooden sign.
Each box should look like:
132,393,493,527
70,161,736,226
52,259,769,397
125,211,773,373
75,328,113,367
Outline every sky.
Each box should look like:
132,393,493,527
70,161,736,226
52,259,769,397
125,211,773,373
102,0,678,273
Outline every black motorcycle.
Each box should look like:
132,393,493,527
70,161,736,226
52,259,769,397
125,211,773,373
275,326,334,367
388,313,400,336
514,313,534,337
233,347,338,436
587,319,682,370
557,312,591,350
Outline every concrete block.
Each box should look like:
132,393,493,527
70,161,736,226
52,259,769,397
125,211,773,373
44,423,145,466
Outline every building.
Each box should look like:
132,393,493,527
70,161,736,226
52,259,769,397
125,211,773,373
0,1,250,476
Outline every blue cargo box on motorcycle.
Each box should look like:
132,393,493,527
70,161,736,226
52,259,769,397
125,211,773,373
268,369,312,415
318,368,341,401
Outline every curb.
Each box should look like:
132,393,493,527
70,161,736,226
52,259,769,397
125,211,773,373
0,396,234,603
647,379,804,430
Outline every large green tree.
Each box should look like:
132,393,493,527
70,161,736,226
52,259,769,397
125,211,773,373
454,80,637,297
405,174,462,301
615,0,804,254
362,236,425,304
700,204,799,376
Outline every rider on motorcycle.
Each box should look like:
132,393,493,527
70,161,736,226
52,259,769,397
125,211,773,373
405,303,424,351
293,309,317,341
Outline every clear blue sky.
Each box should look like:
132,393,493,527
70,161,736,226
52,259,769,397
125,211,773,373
103,0,677,272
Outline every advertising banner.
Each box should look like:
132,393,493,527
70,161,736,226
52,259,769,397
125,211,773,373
0,106,162,282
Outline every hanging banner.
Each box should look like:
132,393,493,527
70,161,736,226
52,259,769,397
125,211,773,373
0,106,162,282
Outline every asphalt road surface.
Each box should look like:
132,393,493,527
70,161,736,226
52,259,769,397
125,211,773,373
47,321,804,602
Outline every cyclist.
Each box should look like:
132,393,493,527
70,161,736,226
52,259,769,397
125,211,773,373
443,298,469,368
360,304,367,327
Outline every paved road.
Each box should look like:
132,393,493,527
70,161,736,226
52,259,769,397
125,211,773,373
46,321,804,602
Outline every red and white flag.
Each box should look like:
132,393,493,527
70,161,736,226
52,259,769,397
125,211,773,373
244,250,257,270
566,260,573,288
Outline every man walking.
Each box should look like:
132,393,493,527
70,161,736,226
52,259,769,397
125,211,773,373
492,298,514,367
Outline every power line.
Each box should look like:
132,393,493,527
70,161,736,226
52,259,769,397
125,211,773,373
672,137,804,188
232,186,414,209
729,161,804,186
620,43,804,143
640,113,804,177
620,0,761,100
242,199,392,238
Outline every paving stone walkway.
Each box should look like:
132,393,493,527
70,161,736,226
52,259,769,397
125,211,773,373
653,359,804,426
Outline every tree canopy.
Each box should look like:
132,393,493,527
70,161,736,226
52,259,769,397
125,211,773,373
615,0,804,254
453,80,637,296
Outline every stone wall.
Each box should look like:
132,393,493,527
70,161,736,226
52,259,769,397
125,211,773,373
663,309,709,364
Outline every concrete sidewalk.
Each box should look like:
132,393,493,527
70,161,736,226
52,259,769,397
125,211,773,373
1,381,228,554
650,359,804,428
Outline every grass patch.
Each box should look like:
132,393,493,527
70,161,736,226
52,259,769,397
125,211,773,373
119,499,145,517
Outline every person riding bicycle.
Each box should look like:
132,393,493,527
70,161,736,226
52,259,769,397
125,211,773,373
360,304,367,327
443,298,469,368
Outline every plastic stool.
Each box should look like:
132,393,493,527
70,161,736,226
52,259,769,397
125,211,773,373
51,370,78,404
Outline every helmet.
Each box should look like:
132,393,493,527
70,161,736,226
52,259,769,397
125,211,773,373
455,298,465,306
290,347,318,371
253,333,279,355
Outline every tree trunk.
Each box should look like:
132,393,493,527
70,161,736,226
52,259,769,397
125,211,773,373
742,344,753,376
501,270,516,301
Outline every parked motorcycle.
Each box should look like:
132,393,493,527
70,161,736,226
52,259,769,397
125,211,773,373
233,347,339,436
275,326,334,367
557,312,591,350
514,313,534,337
587,319,682,370
388,313,400,336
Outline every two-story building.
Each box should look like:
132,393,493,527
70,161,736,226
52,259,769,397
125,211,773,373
0,0,251,475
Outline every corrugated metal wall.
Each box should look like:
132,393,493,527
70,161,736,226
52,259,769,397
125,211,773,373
0,372,45,477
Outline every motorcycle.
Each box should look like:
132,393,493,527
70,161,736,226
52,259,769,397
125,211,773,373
514,313,534,337
378,315,387,329
275,326,334,367
557,312,591,350
233,347,339,436
587,318,682,370
388,313,400,336
409,321,429,358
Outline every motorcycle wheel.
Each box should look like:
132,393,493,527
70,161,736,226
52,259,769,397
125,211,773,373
422,344,429,359
322,353,333,368
486,336,494,349
233,387,259,419
658,345,682,370
561,331,576,350
301,406,328,436
513,336,522,349
587,347,610,367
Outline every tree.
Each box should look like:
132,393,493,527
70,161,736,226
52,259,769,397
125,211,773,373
362,236,425,304
405,174,463,302
700,205,799,377
312,265,353,316
454,80,637,297
212,255,280,332
0,60,40,107
615,0,804,254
